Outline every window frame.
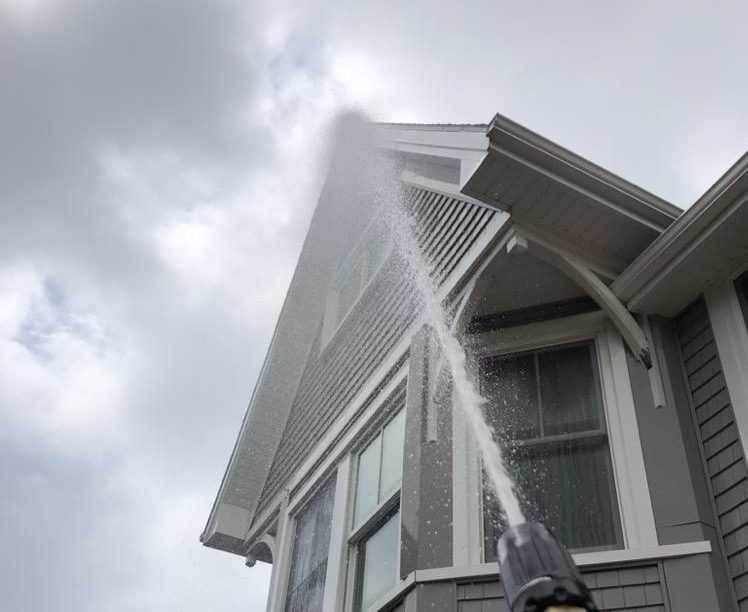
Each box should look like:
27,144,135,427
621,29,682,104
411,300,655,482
478,339,624,560
345,409,406,612
281,475,338,612
453,311,658,566
320,215,393,350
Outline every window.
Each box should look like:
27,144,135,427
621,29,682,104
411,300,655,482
480,341,622,561
356,510,400,612
323,218,391,343
285,478,336,612
350,409,405,611
736,270,748,331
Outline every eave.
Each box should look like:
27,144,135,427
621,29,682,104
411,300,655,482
612,151,748,317
462,113,680,275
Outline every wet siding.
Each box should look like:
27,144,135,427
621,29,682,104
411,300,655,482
255,187,497,516
455,566,665,612
676,298,748,611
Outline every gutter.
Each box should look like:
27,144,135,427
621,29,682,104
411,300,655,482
612,150,748,308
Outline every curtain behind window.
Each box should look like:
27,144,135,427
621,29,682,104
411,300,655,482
481,342,622,561
285,477,336,612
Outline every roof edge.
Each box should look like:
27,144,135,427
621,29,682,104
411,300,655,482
613,149,748,306
487,113,683,224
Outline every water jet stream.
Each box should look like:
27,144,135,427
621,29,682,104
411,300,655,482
382,181,525,527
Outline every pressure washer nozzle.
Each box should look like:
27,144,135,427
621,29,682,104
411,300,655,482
496,522,598,612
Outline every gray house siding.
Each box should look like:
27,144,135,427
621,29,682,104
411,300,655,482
455,565,666,612
676,298,748,610
255,187,497,517
400,326,454,576
385,555,720,612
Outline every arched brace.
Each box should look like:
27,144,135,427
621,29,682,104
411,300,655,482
245,533,276,567
513,227,652,369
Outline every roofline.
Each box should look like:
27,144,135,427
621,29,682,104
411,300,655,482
201,175,334,551
612,149,748,307
486,113,683,224
375,122,488,132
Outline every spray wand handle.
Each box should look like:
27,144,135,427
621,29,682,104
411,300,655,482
497,523,598,612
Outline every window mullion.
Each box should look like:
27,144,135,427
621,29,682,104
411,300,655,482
376,429,385,504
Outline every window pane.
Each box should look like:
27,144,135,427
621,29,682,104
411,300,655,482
539,344,600,435
358,511,400,611
337,263,362,325
286,478,336,612
484,437,621,560
520,438,620,547
380,410,405,500
481,343,621,562
355,436,381,525
482,353,540,440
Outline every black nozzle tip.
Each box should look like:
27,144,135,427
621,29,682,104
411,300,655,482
497,522,598,612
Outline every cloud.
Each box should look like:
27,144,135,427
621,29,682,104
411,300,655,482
2,1,747,611
0,1,347,611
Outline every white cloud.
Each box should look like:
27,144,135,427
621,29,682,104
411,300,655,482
2,1,747,611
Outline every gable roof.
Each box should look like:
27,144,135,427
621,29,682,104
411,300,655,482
202,113,706,556
201,119,492,554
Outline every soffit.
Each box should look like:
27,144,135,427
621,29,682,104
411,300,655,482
462,114,680,275
468,249,587,320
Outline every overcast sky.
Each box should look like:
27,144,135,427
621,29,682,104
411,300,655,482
1,1,747,611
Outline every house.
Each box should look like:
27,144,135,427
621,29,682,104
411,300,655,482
201,113,748,612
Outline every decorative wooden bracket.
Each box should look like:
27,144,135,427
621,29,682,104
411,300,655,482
245,533,276,567
512,227,652,368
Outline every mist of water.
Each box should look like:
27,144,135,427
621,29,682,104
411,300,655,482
377,173,525,527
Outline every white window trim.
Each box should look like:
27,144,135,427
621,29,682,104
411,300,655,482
344,410,405,612
344,502,402,612
322,456,353,612
267,370,409,612
452,310,658,566
320,216,393,351
706,274,748,463
268,493,293,612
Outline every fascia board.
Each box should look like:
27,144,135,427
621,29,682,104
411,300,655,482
374,124,488,155
484,113,681,228
613,150,748,309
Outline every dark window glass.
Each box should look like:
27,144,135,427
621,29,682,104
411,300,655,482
736,271,748,331
285,478,336,612
481,342,622,561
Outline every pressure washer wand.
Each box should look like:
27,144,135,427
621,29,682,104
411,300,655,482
496,522,598,612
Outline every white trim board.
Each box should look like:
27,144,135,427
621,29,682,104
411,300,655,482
706,280,748,463
322,456,353,612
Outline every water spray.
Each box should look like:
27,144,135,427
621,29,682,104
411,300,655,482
374,156,597,612
496,523,598,612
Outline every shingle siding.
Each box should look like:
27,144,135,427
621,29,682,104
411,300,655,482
254,187,497,517
455,565,665,612
677,298,748,611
